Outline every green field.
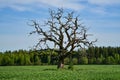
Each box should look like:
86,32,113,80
0,65,120,80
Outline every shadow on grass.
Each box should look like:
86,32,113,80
43,68,58,71
43,68,70,71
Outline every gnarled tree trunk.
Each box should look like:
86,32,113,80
57,56,64,69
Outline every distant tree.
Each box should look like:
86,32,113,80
72,58,78,65
114,53,120,64
9,54,15,65
87,47,95,59
24,54,31,65
29,8,97,69
29,51,35,64
93,57,97,64
96,58,102,64
103,47,108,58
18,54,25,65
0,54,3,65
80,57,88,64
64,58,69,65
1,55,13,66
88,58,94,64
95,47,100,58
105,56,115,64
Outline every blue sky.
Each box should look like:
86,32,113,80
0,0,120,52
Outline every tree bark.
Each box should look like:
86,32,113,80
57,57,64,69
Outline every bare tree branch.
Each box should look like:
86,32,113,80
29,8,97,68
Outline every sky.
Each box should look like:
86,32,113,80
0,0,120,52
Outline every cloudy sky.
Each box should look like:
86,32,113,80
0,0,120,51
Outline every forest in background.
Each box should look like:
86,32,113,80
0,46,120,66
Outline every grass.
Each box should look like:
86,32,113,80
0,65,120,80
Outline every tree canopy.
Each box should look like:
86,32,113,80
28,8,96,69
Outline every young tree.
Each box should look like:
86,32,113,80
80,57,88,64
29,8,96,69
105,56,115,64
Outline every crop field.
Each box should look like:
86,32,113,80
0,65,120,80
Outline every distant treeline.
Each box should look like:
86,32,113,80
0,46,120,66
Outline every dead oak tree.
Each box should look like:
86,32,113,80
29,8,96,69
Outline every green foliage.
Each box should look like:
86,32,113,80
93,58,97,64
72,58,78,65
68,61,74,70
2,55,13,66
34,55,41,65
18,54,25,65
105,56,115,64
64,58,69,65
114,53,120,64
93,54,104,64
80,57,88,64
68,55,74,70
88,58,94,64
29,52,34,64
96,58,102,64
0,46,120,66
24,54,31,65
0,54,3,65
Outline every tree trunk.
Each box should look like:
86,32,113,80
57,57,64,69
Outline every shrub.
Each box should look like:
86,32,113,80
24,54,31,65
106,56,115,64
80,57,88,64
114,54,120,64
34,55,41,65
1,55,14,66
72,58,78,65
96,58,102,64
64,58,69,65
88,58,94,64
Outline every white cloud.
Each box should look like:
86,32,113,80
84,0,120,16
94,33,120,47
89,7,107,15
0,34,38,52
88,0,120,5
0,0,84,11
9,5,31,11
